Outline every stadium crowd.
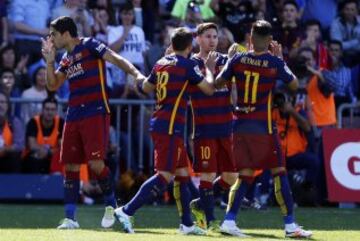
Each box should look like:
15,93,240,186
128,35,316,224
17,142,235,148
0,0,359,209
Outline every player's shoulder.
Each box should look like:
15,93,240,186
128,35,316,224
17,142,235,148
216,52,228,65
155,54,179,67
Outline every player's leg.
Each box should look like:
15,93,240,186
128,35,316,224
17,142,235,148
214,136,238,212
82,114,117,228
115,133,177,233
190,138,218,229
173,144,206,235
270,134,312,238
57,121,83,229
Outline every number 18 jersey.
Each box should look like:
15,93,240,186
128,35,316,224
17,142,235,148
219,52,294,134
148,54,204,136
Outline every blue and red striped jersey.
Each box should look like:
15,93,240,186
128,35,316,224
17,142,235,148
148,54,204,136
220,51,295,134
57,37,110,122
189,53,233,138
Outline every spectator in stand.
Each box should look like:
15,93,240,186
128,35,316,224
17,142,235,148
0,90,24,173
171,0,215,22
22,97,64,174
0,69,22,118
136,0,159,43
291,20,329,69
330,0,360,66
132,0,143,28
8,0,50,65
0,45,31,92
92,6,111,44
21,66,49,125
51,0,93,37
272,91,323,205
0,0,8,49
216,27,235,54
181,1,204,32
108,2,146,97
302,0,337,35
0,69,22,99
322,40,357,108
89,0,116,25
273,0,302,61
144,23,172,75
210,0,255,42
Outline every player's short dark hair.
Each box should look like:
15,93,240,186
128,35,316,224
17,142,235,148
50,16,78,38
251,20,272,37
196,22,218,36
329,39,343,49
42,96,58,108
283,0,299,10
171,27,193,51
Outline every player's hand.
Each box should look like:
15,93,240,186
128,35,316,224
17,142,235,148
134,73,146,84
228,43,238,58
205,51,217,72
269,41,283,59
41,36,56,65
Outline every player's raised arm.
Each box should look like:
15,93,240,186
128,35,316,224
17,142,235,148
214,54,235,89
41,37,66,91
197,66,214,95
102,48,146,83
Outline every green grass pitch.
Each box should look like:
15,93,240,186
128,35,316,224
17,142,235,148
0,204,359,241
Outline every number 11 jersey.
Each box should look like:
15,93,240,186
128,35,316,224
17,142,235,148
219,52,295,134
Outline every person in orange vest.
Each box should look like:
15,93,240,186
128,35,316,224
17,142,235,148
22,96,64,174
0,90,24,173
272,90,323,205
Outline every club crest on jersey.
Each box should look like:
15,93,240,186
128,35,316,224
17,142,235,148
75,53,82,61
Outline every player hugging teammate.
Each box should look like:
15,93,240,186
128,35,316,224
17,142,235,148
43,15,312,239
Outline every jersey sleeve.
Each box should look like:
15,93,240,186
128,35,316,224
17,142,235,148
56,53,69,74
277,59,295,84
218,55,236,82
147,67,157,85
187,60,204,85
86,37,108,58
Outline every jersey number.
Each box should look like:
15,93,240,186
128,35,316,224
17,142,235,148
156,72,169,102
244,71,260,104
200,146,211,160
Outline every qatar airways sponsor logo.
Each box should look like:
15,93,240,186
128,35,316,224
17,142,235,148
65,63,85,79
330,142,360,190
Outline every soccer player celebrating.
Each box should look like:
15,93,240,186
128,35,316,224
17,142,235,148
215,20,313,238
187,22,238,231
114,27,214,235
41,16,146,229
